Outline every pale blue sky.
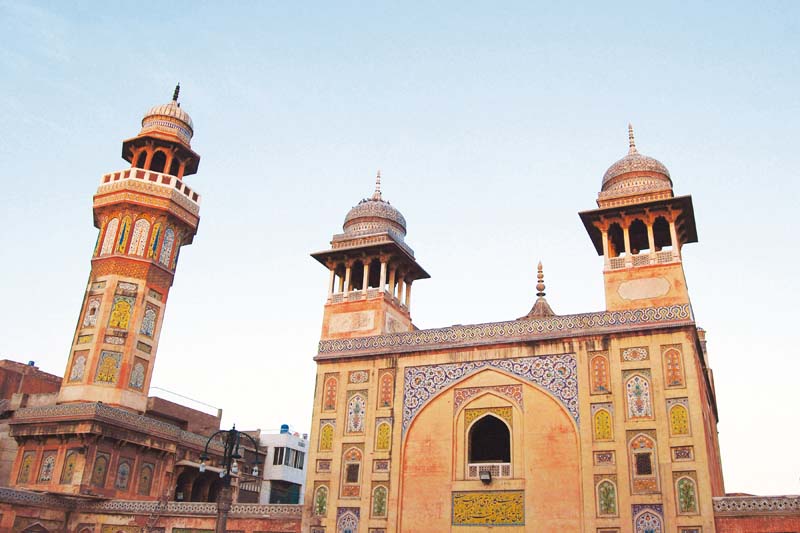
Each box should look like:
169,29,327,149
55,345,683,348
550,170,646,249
1,1,798,494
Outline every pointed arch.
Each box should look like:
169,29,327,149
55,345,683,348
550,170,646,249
159,227,175,266
336,509,359,533
322,374,338,411
116,216,132,253
375,421,392,451
593,409,613,441
372,484,388,518
589,352,611,394
676,475,699,514
318,423,334,452
669,403,690,436
346,393,366,434
625,373,652,419
128,218,150,256
596,478,618,516
378,370,394,408
634,510,663,533
313,484,328,516
629,432,659,494
100,218,119,255
467,413,511,463
340,447,362,498
148,222,162,259
663,347,685,387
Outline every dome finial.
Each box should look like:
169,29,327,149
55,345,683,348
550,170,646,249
372,169,382,201
172,83,181,103
628,123,638,154
536,260,546,297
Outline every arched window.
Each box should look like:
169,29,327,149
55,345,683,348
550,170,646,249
375,422,391,451
100,218,119,255
140,306,157,337
669,404,690,436
676,476,698,514
468,415,510,463
629,433,659,494
60,450,77,484
372,484,388,518
138,463,154,495
82,296,101,328
663,348,685,387
115,461,131,490
634,510,663,533
596,478,617,516
608,223,624,257
38,453,56,482
313,485,328,516
17,452,34,483
629,218,649,253
318,423,334,452
625,374,652,419
91,453,109,487
134,150,147,168
593,409,612,441
128,218,150,256
653,216,672,250
116,216,131,253
159,227,175,266
346,393,366,434
168,158,180,176
151,150,167,173
322,376,338,411
340,447,362,498
590,353,610,393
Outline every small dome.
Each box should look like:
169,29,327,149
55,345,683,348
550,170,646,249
139,85,194,145
342,172,407,239
601,125,671,196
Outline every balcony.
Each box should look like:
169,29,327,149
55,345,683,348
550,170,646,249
467,462,511,480
607,249,678,271
98,168,201,206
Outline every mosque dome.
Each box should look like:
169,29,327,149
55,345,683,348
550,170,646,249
342,172,407,239
600,125,672,198
139,85,194,146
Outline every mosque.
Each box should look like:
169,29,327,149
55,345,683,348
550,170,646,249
0,89,797,533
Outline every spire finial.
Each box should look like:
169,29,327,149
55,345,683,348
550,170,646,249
172,83,181,102
536,260,546,297
372,169,382,200
628,123,638,154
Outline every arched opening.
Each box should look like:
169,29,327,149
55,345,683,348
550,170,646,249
608,223,624,257
653,216,672,250
168,158,180,176
468,415,510,463
368,258,381,288
629,219,649,254
151,151,167,173
134,150,147,168
351,260,364,291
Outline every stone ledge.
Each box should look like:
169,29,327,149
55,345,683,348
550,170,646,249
713,495,800,516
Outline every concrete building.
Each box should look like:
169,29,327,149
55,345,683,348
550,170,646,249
259,425,309,505
302,127,800,532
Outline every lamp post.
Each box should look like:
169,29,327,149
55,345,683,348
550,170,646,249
199,425,261,533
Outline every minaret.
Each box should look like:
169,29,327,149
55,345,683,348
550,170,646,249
57,86,202,412
579,125,698,311
311,172,429,339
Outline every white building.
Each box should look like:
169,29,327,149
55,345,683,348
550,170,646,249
258,424,308,504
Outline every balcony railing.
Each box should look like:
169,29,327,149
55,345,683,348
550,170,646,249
607,249,678,271
467,462,511,480
99,168,201,205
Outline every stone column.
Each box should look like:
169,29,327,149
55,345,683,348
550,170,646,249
397,274,405,305
328,268,335,296
405,280,412,310
362,260,370,291
669,219,680,258
388,267,397,298
623,223,632,265
379,259,388,293
344,263,352,294
601,229,610,268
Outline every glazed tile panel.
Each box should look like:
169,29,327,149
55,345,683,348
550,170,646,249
403,353,578,435
318,304,692,358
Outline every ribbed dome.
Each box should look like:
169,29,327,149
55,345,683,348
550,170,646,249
600,125,672,199
139,85,194,146
342,173,407,239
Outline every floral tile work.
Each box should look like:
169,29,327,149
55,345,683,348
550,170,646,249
403,354,578,435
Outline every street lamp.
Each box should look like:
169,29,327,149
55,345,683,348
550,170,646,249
199,425,261,533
